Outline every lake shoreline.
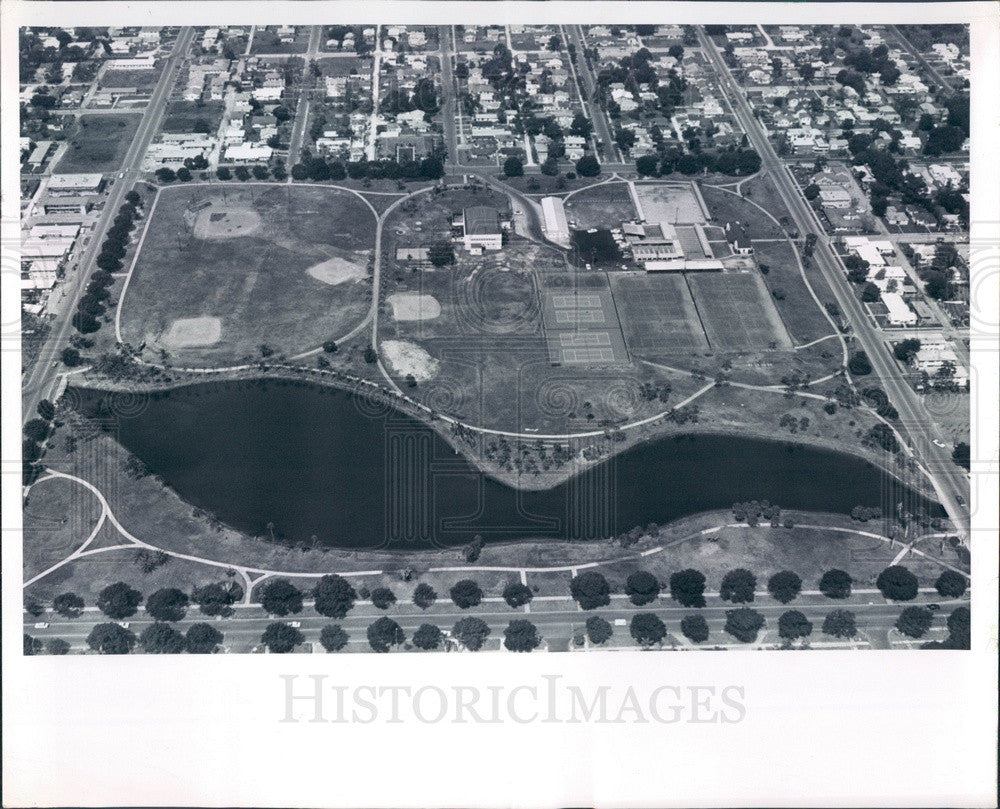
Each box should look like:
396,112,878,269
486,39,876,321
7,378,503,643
65,368,937,502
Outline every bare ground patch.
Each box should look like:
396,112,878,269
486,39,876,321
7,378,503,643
162,316,222,348
190,206,262,240
307,255,366,285
381,340,439,381
387,292,442,322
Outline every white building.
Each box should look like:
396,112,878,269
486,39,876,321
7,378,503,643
540,197,570,245
882,292,917,326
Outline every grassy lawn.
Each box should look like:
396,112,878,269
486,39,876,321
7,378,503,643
24,548,234,605
22,476,103,582
250,30,310,54
161,100,224,134
315,56,367,77
751,239,837,345
702,185,785,239
54,114,140,174
741,172,796,229
101,68,161,89
119,184,375,366
563,181,637,228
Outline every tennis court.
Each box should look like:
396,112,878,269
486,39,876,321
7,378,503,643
687,272,792,350
611,274,710,356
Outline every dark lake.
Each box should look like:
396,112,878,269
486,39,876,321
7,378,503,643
70,380,938,551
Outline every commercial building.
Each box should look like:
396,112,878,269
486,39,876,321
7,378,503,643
46,173,104,196
457,206,503,253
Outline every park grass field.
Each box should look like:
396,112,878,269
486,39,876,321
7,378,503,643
611,273,710,356
752,239,839,345
22,476,103,582
54,114,140,174
563,182,637,228
100,68,161,89
702,184,785,239
160,100,225,134
119,184,375,366
687,272,793,351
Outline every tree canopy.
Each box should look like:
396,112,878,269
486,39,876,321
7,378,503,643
822,609,857,638
681,614,710,643
312,574,357,618
504,619,542,652
145,587,189,622
585,615,613,645
53,592,85,618
412,623,443,650
896,606,933,638
186,623,224,654
724,608,765,643
630,613,667,647
261,622,305,653
570,571,611,610
767,571,802,604
876,566,919,601
449,579,483,609
934,570,967,598
367,617,405,653
720,569,757,603
319,624,350,652
670,569,706,608
778,610,813,641
502,581,533,608
140,622,187,654
412,582,437,609
625,571,661,606
87,623,136,654
259,578,304,616
96,582,143,619
452,617,491,651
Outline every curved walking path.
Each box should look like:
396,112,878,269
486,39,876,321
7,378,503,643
24,471,967,608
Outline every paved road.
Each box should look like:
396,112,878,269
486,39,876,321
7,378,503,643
438,26,461,162
888,25,956,97
21,27,195,427
26,589,967,653
285,25,323,170
563,25,621,164
697,27,970,542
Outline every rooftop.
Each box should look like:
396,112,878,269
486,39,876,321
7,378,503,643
463,206,501,236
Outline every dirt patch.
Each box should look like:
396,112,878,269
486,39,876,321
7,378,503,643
307,256,366,285
162,316,222,348
381,340,439,381
191,206,262,240
387,292,441,321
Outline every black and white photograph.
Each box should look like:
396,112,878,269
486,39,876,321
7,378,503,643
2,2,997,807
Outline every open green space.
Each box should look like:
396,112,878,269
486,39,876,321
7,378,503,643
702,185,785,239
119,184,375,366
101,68,161,89
54,114,140,174
563,182,637,228
161,100,225,134
22,476,103,582
316,57,367,77
752,239,838,345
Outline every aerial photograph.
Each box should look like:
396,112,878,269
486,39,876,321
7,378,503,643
19,22,973,655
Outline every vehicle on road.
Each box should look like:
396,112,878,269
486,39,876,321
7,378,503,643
932,439,948,448
33,622,49,629
287,621,302,628
927,604,941,611
117,621,130,629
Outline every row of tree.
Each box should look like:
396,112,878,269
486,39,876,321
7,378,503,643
74,191,143,336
